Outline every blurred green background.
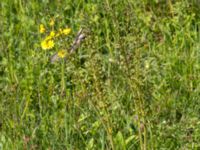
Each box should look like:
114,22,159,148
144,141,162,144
0,0,200,149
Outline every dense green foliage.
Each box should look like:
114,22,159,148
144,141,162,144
0,0,200,149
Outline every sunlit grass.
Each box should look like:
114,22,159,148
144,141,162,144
0,0,200,149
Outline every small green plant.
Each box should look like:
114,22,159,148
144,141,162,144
1,0,200,149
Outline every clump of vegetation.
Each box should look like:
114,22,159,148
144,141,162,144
0,0,200,149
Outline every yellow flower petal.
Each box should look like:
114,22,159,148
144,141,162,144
57,50,67,58
39,24,45,33
50,31,55,38
47,40,55,49
41,39,55,50
44,31,55,41
62,28,71,35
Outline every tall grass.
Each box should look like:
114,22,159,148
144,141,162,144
0,0,200,149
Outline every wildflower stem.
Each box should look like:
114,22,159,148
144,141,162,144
61,59,65,95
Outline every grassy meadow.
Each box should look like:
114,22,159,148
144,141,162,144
1,0,200,149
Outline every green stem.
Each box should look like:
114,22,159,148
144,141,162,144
61,60,65,95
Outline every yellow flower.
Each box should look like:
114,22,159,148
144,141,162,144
62,28,71,35
41,39,55,50
49,31,55,38
49,18,55,26
39,24,45,33
44,31,55,41
57,50,67,58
